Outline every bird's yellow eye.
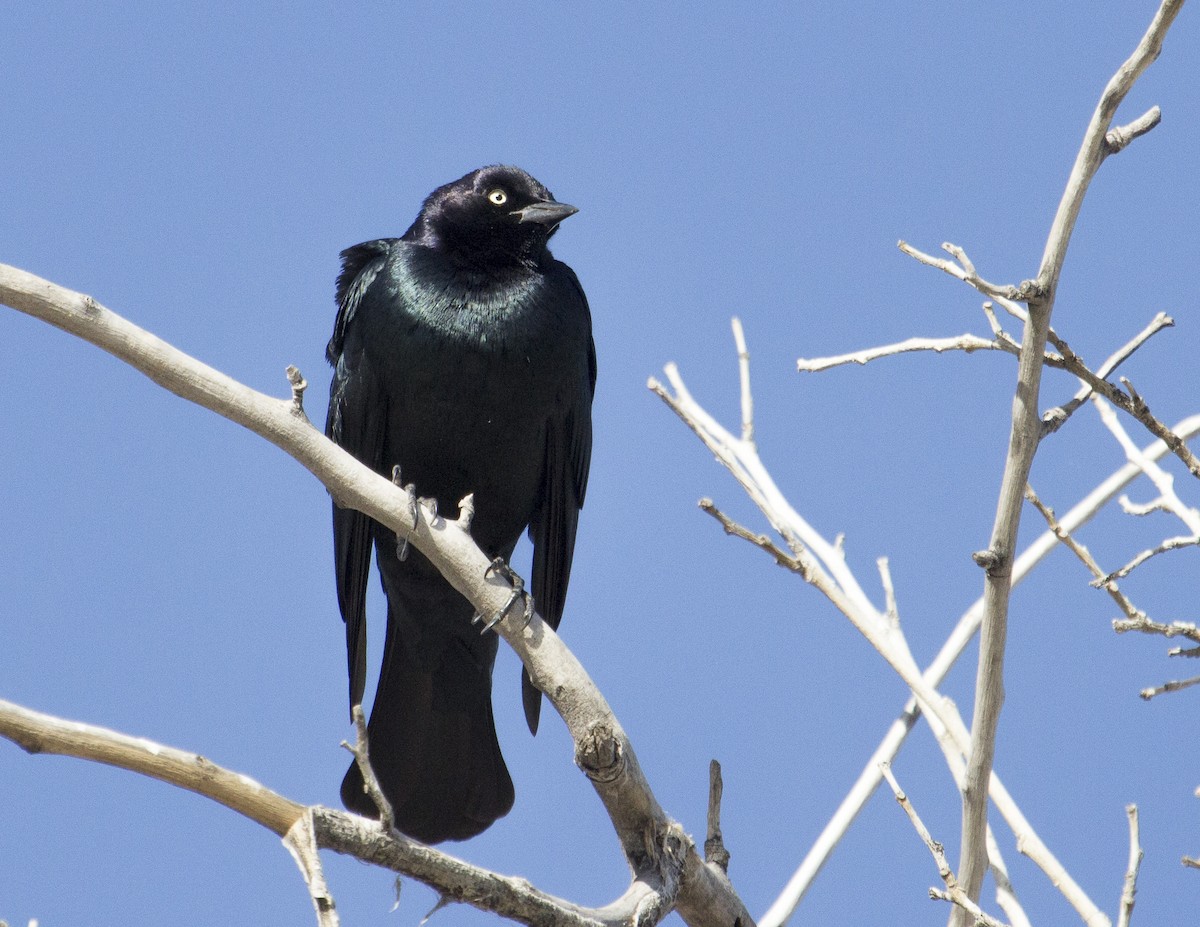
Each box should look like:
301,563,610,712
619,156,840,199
487,188,508,206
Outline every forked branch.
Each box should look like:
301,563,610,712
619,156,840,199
0,262,752,927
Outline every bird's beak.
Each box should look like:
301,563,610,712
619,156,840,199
513,200,579,227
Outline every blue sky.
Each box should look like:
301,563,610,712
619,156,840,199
3,2,1199,925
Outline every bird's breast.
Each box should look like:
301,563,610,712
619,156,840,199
362,250,583,549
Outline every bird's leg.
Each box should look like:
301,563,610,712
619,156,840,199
392,466,419,562
472,558,535,633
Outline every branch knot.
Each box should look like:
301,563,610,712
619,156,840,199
574,721,625,784
970,547,1010,578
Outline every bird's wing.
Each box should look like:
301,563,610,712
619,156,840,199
525,268,595,731
326,240,395,710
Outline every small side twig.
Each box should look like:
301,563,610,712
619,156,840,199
878,557,899,632
284,810,340,927
1139,675,1200,701
286,364,310,422
1054,347,1200,479
1041,312,1173,436
1023,484,1147,623
1116,804,1143,927
1099,534,1200,584
1112,616,1200,644
879,763,1010,927
421,895,454,925
340,704,395,833
731,317,754,445
705,760,731,872
1105,106,1162,155
897,240,1025,307
698,498,807,574
797,332,1008,373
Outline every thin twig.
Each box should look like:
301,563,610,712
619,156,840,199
880,764,1010,927
705,760,730,872
1091,397,1200,535
1139,675,1200,701
340,704,395,833
1106,107,1162,155
878,558,900,633
1042,312,1174,436
1054,343,1200,479
1112,616,1200,644
1102,534,1200,584
897,240,1025,307
1116,805,1143,927
1023,484,1147,623
797,332,1009,372
732,317,754,445
699,499,807,574
284,810,341,927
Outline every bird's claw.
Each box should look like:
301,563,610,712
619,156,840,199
472,558,534,633
392,467,420,562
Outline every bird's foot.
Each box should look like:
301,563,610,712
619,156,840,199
472,558,534,633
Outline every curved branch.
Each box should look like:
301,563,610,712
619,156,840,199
0,698,661,927
0,697,305,835
0,262,753,927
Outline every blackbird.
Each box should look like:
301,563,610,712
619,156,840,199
325,165,594,842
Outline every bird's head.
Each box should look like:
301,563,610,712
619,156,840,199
412,165,578,266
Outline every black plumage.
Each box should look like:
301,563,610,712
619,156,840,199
325,165,594,843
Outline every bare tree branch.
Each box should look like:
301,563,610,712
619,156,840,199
1112,616,1200,646
1106,107,1162,155
0,263,753,927
949,3,1185,917
654,339,1110,927
0,697,306,835
771,416,1200,920
897,240,1027,307
0,699,666,927
1089,395,1200,582
732,317,754,444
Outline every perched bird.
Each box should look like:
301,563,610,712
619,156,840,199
325,165,594,843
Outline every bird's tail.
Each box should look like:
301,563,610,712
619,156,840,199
341,604,514,843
